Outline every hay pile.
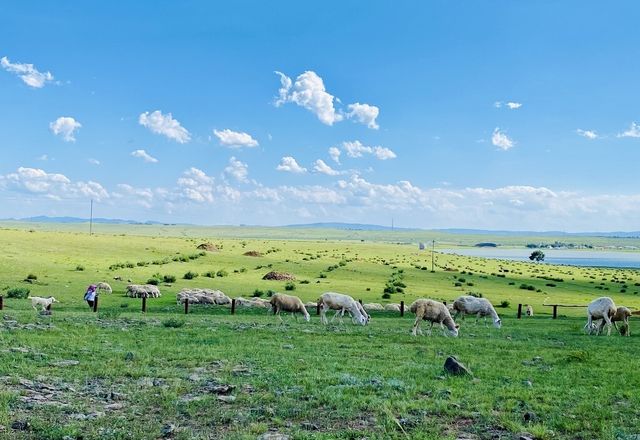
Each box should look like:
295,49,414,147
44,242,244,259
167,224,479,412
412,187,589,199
243,251,263,257
197,243,219,252
262,271,296,281
126,284,161,298
176,289,231,306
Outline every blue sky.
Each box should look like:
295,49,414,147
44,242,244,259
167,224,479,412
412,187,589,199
1,1,639,231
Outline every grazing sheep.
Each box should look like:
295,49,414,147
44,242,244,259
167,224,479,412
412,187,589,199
452,295,502,328
526,304,533,317
96,282,112,294
384,303,401,312
269,293,310,322
125,284,161,298
584,297,616,336
317,292,367,326
599,306,631,336
364,303,385,311
304,301,317,310
410,299,459,337
27,296,58,311
176,289,231,306
234,297,271,308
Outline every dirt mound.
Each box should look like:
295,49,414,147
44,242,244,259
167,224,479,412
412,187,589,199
243,251,263,257
262,271,296,281
197,243,219,252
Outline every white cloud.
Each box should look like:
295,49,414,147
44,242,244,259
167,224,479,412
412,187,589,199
617,122,640,138
131,149,158,163
276,156,307,174
274,71,343,125
313,159,340,176
342,140,397,160
494,101,522,110
224,156,249,182
346,103,380,129
576,129,599,139
213,129,259,148
0,167,108,201
1,56,54,88
37,154,49,161
176,167,215,202
139,110,191,143
329,147,341,164
491,128,515,150
50,117,81,142
88,158,100,165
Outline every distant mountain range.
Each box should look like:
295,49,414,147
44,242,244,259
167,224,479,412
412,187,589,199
1,216,166,225
1,217,639,237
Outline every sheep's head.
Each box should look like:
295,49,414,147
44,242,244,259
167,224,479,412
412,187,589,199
449,324,460,337
356,314,367,326
51,297,59,303
493,318,502,329
303,314,310,322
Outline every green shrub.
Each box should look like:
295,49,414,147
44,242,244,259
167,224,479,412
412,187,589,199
267,290,276,297
162,318,185,328
382,293,391,299
318,273,327,279
75,265,85,271
125,262,135,268
163,274,177,283
499,300,510,308
299,280,310,284
252,289,265,297
147,278,160,285
7,287,30,298
285,282,296,291
204,271,216,278
183,271,199,280
216,269,228,277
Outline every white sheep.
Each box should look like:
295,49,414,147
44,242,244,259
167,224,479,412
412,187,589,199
269,293,310,322
364,303,385,311
384,303,401,312
126,284,161,298
96,282,112,294
526,304,533,317
410,299,459,337
452,295,502,328
584,297,616,336
317,292,367,326
176,289,231,305
27,296,59,311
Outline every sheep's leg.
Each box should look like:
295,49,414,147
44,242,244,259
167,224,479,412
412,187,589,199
320,305,328,325
584,315,594,334
603,315,613,336
427,321,434,336
412,315,422,336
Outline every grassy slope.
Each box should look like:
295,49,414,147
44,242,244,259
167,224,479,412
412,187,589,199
0,225,639,439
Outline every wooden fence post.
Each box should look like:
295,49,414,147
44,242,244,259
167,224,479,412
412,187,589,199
231,298,236,315
93,296,99,313
517,303,522,319
316,303,320,315
142,296,147,313
552,305,558,319
184,298,189,314
400,301,404,317
0,295,3,311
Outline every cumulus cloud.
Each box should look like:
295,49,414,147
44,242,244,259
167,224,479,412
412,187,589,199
275,71,343,125
494,101,522,110
342,140,396,160
224,156,249,182
313,159,340,176
491,128,515,150
50,117,81,142
276,156,307,174
275,71,379,129
88,158,100,165
617,122,640,138
131,149,158,163
176,167,215,202
1,56,54,88
576,129,599,139
139,110,191,143
329,147,341,164
0,167,108,201
213,129,259,148
346,103,380,129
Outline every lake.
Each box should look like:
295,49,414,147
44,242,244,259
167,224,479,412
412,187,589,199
438,248,640,269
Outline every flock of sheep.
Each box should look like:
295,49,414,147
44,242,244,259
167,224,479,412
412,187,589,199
68,282,633,337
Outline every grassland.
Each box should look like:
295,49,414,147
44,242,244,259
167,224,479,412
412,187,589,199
1,224,639,439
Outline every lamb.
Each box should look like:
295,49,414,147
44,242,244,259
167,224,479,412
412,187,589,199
317,292,367,326
410,299,459,337
597,306,631,336
27,296,59,311
452,295,502,328
96,282,112,294
584,296,616,336
269,293,310,322
526,304,533,317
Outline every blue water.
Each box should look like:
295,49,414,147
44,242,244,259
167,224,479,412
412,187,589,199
438,248,640,269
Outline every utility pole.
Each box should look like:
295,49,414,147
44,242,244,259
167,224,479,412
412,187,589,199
89,199,93,236
431,239,435,272
391,217,394,231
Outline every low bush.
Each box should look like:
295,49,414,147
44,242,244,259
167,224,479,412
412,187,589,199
162,318,185,328
284,282,296,291
183,271,199,280
216,269,228,277
7,287,30,298
163,274,177,283
75,265,85,271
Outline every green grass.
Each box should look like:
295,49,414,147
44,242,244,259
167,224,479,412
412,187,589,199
0,225,639,439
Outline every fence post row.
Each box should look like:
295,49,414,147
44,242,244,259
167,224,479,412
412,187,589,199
231,298,236,315
142,296,147,313
184,298,189,314
553,305,558,319
0,295,3,311
316,303,320,316
400,300,404,317
93,296,99,313
517,303,522,319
